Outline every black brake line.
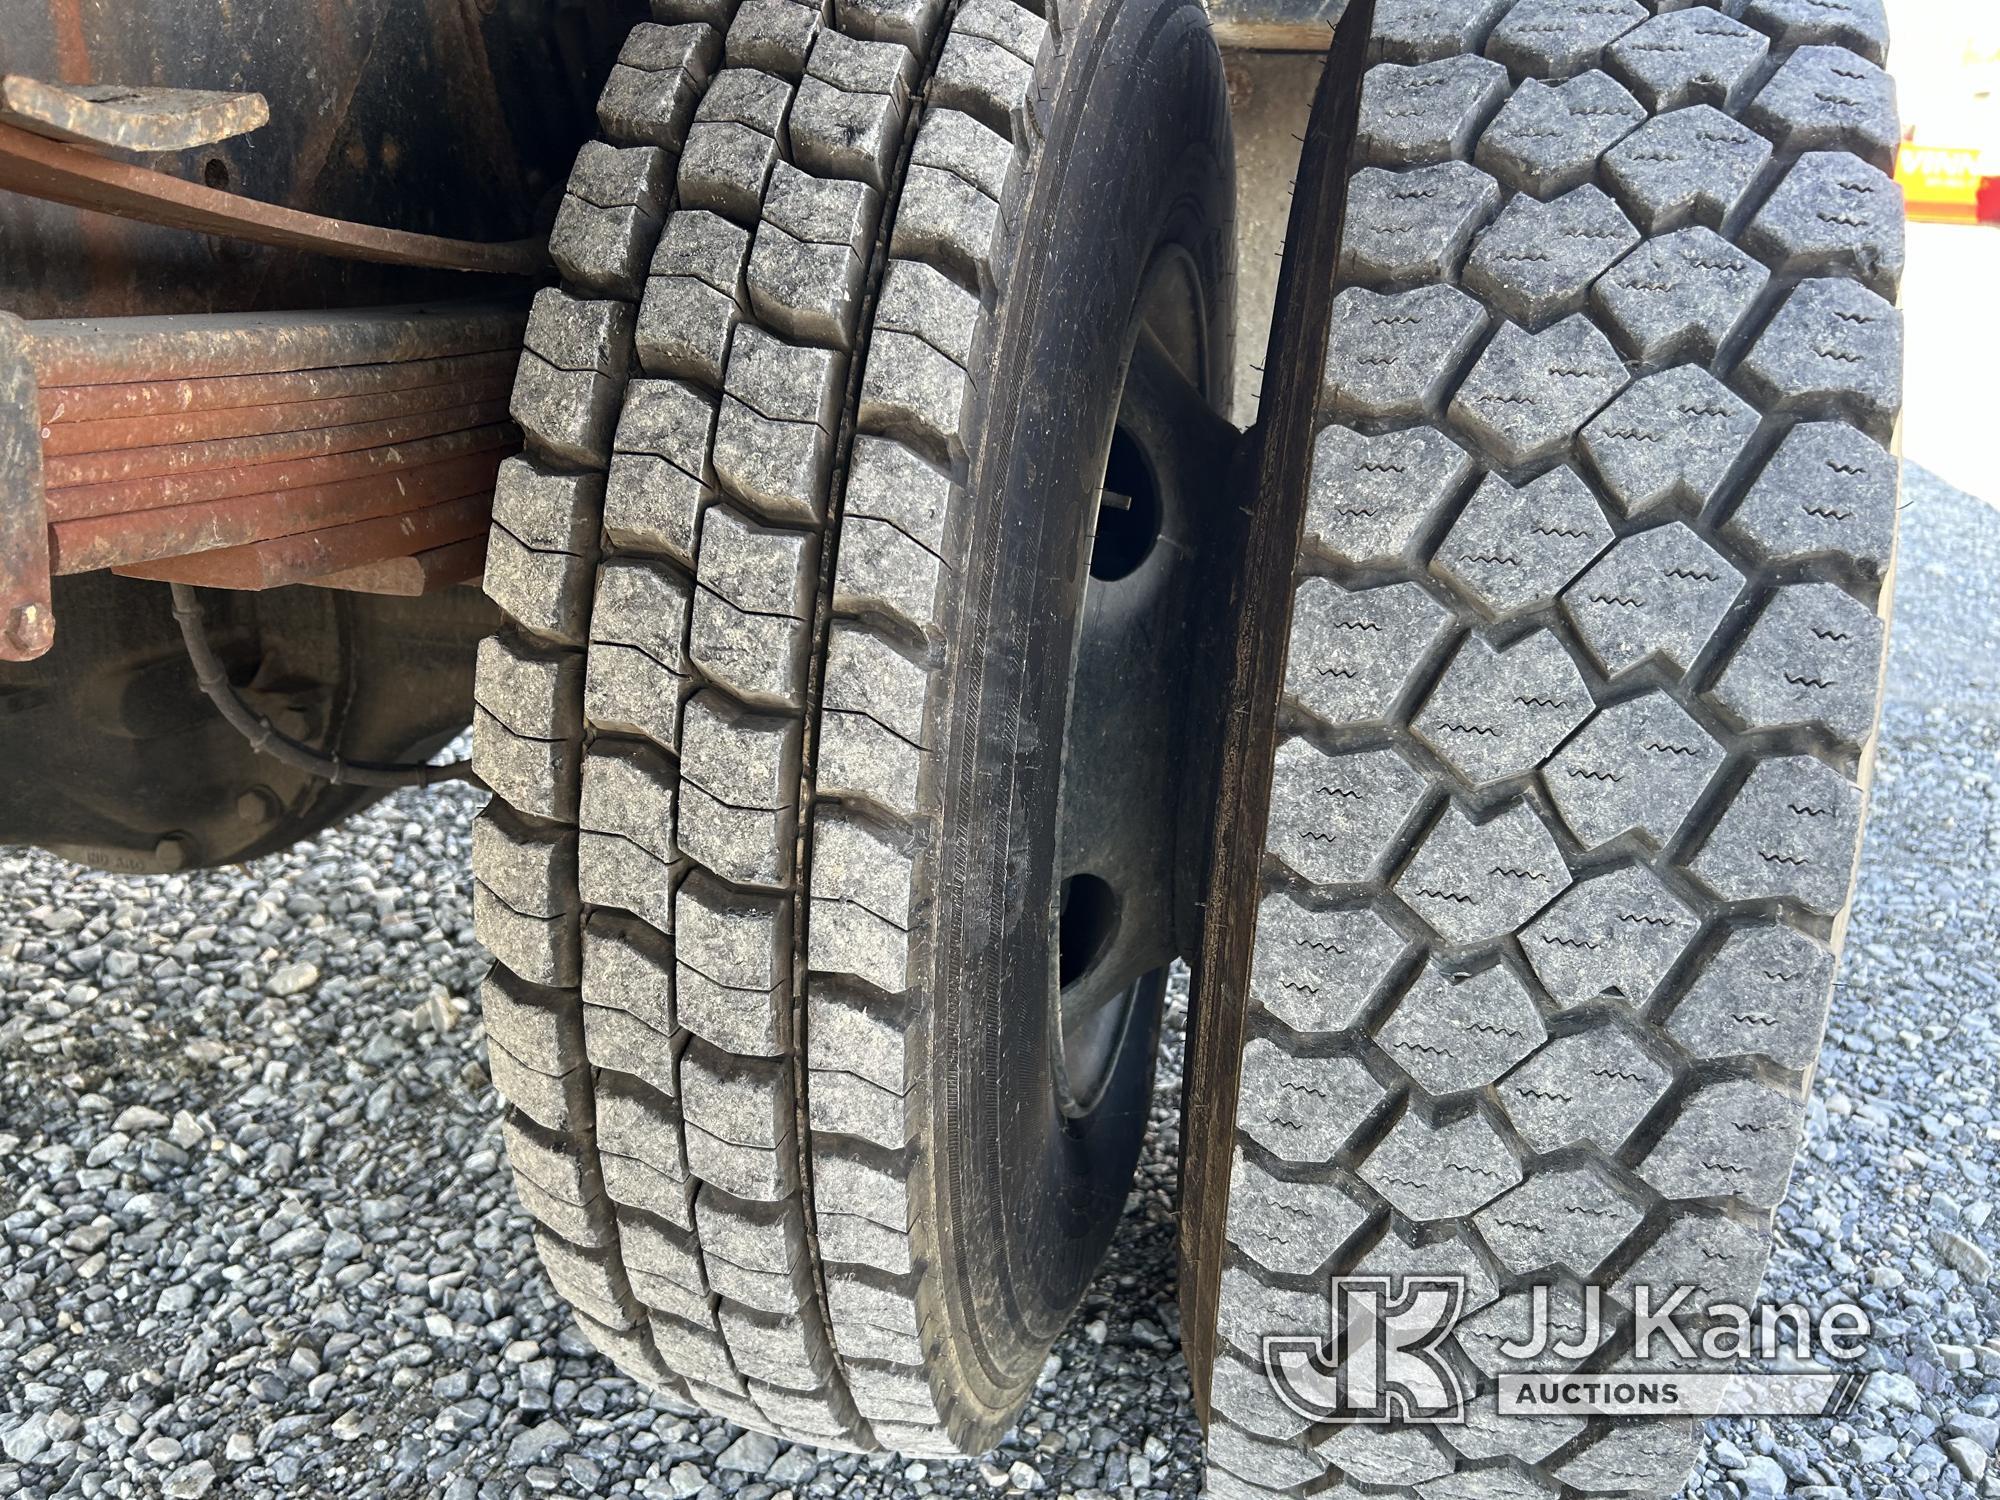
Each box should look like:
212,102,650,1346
170,582,482,790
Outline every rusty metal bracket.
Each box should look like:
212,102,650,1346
0,313,53,659
119,491,495,590
1,300,526,663
0,120,547,275
0,76,270,151
1209,0,1349,50
306,535,487,596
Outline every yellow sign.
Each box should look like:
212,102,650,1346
1896,143,1988,224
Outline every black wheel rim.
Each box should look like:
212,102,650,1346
1050,246,1223,1118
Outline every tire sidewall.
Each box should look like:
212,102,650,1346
919,0,1236,1430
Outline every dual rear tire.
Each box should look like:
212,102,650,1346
1192,2,1902,1497
472,0,1233,1455
475,0,1903,1491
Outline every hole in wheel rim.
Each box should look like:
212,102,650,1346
1050,254,1215,1120
1057,873,1120,990
1090,425,1163,582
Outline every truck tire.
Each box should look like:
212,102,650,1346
471,0,1235,1454
1190,2,1901,1496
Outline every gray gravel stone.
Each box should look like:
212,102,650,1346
1947,1435,1989,1481
716,1429,780,1472
165,1459,217,1498
0,468,1994,1500
1738,1452,1787,1496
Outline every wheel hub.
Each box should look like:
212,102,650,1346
1050,258,1239,1115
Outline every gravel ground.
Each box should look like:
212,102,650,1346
1,465,1996,1500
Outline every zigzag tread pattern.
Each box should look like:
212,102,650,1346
473,0,1059,1455
1207,1,1899,1496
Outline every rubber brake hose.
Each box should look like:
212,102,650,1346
170,582,482,790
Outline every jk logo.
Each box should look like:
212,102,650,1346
1262,1275,1468,1425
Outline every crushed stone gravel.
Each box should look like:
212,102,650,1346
1,465,1996,1498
